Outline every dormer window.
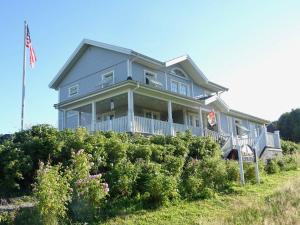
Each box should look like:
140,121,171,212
69,84,79,97
172,68,187,78
100,71,114,88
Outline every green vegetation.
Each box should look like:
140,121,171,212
271,108,300,143
0,124,300,224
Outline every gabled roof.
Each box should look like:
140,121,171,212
49,39,164,89
165,55,228,92
49,39,228,92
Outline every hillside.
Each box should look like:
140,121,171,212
103,169,300,225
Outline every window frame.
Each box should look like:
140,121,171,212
68,84,79,97
170,79,189,96
101,70,114,88
172,67,188,79
144,70,157,84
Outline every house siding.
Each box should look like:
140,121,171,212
58,46,129,102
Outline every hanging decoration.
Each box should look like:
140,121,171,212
207,110,216,126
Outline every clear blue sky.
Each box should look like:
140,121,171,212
1,1,300,134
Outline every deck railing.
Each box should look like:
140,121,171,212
96,116,128,132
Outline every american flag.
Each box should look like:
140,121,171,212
25,25,37,68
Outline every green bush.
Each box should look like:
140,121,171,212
0,142,31,195
226,160,240,182
188,136,221,160
33,162,71,225
106,159,138,198
127,144,152,162
265,158,280,174
135,162,179,206
281,140,300,155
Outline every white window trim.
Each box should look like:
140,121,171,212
144,70,157,83
101,70,115,88
170,79,190,96
171,67,188,79
68,84,79,97
187,112,200,127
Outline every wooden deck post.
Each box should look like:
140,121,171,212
168,100,173,136
237,146,245,185
91,101,96,131
199,107,204,136
128,89,134,133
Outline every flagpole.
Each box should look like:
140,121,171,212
21,21,26,131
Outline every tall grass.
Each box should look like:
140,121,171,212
226,176,300,225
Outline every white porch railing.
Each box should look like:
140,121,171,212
96,116,128,132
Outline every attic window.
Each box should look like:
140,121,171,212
172,68,187,78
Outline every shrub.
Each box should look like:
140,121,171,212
127,144,152,162
0,142,31,195
281,140,300,155
106,159,138,198
33,162,71,225
135,162,179,206
188,136,221,160
104,136,127,166
226,160,240,182
265,158,280,174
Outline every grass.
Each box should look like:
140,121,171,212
101,169,300,225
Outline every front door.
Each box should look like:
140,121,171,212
100,111,115,121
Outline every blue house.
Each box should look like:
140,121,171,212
49,39,282,159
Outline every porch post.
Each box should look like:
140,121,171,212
263,125,268,146
217,111,222,133
91,101,96,132
77,111,81,128
274,130,281,149
168,100,173,136
183,108,188,129
128,89,134,133
199,107,204,136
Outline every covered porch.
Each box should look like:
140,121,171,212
61,89,209,136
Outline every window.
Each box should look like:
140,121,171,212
144,70,157,84
171,81,178,92
69,85,79,97
172,68,187,78
180,83,188,95
171,80,189,96
101,71,114,88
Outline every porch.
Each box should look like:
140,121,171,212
61,90,205,136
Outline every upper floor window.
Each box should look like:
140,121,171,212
144,70,157,84
100,71,114,88
171,81,178,92
68,84,79,97
144,70,162,88
180,83,188,95
171,80,189,96
172,68,187,78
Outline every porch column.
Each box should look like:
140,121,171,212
91,101,96,132
217,111,222,133
183,108,188,129
128,89,134,132
168,100,173,136
263,125,268,146
274,130,281,148
198,107,204,136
